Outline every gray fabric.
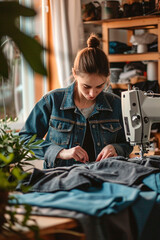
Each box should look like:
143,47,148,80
79,103,96,118
29,207,136,240
20,157,159,193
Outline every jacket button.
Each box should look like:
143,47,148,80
97,142,100,146
92,125,95,128
110,124,113,130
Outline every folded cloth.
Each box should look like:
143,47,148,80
143,172,160,193
11,181,157,238
118,78,130,84
109,41,131,54
119,69,142,81
12,182,140,216
130,32,158,45
18,157,159,193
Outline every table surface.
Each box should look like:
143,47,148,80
29,215,78,235
0,215,79,239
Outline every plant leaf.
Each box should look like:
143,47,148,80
30,139,44,145
0,1,36,19
0,153,14,164
12,167,28,181
0,1,47,78
27,134,37,144
9,28,47,76
0,2,36,35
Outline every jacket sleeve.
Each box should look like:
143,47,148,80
112,142,133,158
19,96,63,167
112,124,133,157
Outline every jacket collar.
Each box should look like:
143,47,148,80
60,81,113,112
96,91,113,112
60,82,76,110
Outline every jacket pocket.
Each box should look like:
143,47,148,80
100,121,122,144
49,119,74,146
100,122,122,132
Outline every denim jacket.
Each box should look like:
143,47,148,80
19,82,133,168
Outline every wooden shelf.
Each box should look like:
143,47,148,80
84,15,160,87
110,83,129,89
108,52,159,62
83,15,160,28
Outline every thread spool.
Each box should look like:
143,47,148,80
147,61,158,81
137,44,148,53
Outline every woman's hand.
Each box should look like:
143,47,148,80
96,144,117,162
57,146,89,163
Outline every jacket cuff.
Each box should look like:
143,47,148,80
44,144,64,168
112,143,132,158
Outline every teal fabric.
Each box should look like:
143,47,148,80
131,191,157,238
11,182,139,216
10,181,157,238
10,171,160,240
143,173,160,193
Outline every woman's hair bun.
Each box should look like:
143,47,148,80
87,33,100,48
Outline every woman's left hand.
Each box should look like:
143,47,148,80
96,144,117,162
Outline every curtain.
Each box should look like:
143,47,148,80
50,0,84,87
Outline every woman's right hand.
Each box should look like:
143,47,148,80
57,146,89,163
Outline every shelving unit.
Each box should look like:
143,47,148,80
84,15,160,89
84,15,160,154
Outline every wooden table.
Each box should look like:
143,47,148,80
0,215,85,240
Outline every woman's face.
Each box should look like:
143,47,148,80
74,73,108,101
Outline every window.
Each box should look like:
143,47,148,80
0,0,48,129
0,37,22,120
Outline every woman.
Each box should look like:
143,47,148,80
19,34,132,168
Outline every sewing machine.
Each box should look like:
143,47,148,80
121,88,160,158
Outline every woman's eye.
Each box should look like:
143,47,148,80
97,85,103,89
83,85,90,89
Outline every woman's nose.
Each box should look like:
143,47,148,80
89,89,96,97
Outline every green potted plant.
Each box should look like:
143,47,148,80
0,1,47,239
0,119,43,239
